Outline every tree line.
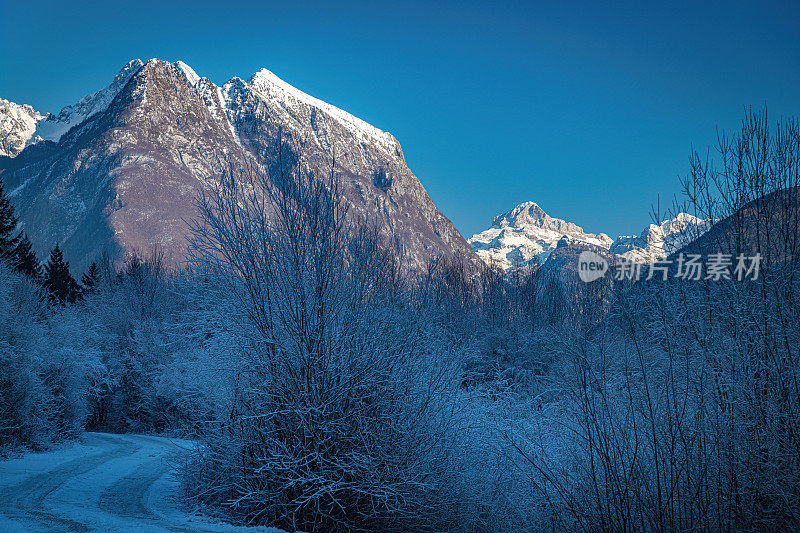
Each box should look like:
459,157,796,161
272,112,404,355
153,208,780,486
0,181,99,303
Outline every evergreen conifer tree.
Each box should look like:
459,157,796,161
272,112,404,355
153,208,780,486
80,261,101,293
0,181,20,262
14,233,41,280
42,243,81,304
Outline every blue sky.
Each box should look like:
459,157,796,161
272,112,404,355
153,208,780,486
1,0,798,238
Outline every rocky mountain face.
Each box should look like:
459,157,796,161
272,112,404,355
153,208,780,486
468,201,614,270
0,99,42,157
0,59,474,272
609,213,711,262
0,60,144,159
470,201,710,270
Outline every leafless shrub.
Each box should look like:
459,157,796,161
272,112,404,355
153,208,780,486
512,108,800,531
185,139,468,531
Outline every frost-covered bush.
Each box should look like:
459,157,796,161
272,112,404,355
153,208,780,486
41,309,103,439
183,302,473,531
0,265,50,450
0,264,97,451
510,273,800,531
183,150,482,531
495,109,800,532
80,255,214,433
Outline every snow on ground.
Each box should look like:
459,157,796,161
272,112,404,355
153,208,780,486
0,432,288,533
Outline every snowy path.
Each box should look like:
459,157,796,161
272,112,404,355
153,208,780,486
0,432,282,533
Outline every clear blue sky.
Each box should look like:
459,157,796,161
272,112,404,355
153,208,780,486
1,0,798,238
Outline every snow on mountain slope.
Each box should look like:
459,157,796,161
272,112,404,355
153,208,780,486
610,212,712,262
468,202,613,270
175,60,200,86
31,59,144,145
245,69,399,158
469,202,711,270
1,58,475,272
0,99,43,157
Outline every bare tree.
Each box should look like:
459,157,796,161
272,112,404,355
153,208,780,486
185,137,465,531
512,108,800,531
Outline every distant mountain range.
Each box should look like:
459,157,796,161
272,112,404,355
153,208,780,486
0,58,716,277
469,201,710,270
0,59,474,272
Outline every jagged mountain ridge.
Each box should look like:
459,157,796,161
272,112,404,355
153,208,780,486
609,213,711,263
468,201,614,269
0,99,42,158
0,60,144,158
469,201,710,270
0,59,475,272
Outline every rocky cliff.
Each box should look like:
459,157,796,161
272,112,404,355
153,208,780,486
0,59,475,272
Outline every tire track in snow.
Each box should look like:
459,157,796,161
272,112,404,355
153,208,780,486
0,433,278,533
0,433,141,531
98,456,172,520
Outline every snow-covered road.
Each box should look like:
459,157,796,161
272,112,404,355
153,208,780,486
0,432,281,533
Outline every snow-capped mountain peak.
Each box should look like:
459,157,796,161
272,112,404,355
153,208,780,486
1,58,474,272
246,68,398,157
492,201,548,227
0,99,43,157
470,202,711,271
32,59,144,145
609,212,711,262
175,60,200,86
469,201,613,270
1,60,145,157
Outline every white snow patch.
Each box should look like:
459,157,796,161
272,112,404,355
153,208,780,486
470,201,712,270
247,68,398,156
9,177,33,197
175,61,200,86
31,59,144,145
0,98,43,157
